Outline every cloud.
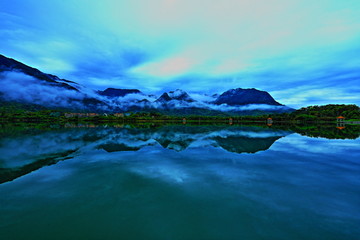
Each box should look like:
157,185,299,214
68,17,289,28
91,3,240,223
184,93,216,103
1,0,360,107
270,83,360,108
0,71,84,108
131,56,198,78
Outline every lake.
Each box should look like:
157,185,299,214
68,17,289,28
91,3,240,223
0,124,359,240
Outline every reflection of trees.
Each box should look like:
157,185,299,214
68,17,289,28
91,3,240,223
273,124,360,140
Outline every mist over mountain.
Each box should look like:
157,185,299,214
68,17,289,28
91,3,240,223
0,54,294,115
0,54,109,111
0,54,79,91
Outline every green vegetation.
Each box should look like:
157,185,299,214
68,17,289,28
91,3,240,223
0,104,359,124
288,104,360,121
1,120,359,140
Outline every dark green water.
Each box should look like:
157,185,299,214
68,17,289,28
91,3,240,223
0,125,359,240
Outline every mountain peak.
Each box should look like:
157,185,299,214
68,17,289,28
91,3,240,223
98,88,141,97
214,88,282,106
157,89,195,102
155,92,172,102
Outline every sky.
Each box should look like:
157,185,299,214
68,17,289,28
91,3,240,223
1,0,360,108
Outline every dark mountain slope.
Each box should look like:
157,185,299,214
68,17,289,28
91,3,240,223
0,54,79,91
215,88,282,106
98,88,141,97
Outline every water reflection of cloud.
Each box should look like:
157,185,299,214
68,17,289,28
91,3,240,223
0,131,84,168
130,164,189,184
207,129,291,139
0,126,291,170
273,134,360,156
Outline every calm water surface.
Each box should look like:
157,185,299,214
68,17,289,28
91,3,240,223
0,125,359,240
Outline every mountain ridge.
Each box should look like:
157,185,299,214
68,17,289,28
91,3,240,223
0,54,79,92
0,54,294,115
98,88,142,97
214,88,282,106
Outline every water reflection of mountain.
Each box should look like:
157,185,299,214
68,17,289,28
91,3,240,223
0,150,77,184
98,143,143,152
287,124,360,139
214,136,282,154
0,126,290,183
95,126,290,153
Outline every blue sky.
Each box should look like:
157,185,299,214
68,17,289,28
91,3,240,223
1,0,360,108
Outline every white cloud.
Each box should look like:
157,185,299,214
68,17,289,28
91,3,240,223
271,86,360,108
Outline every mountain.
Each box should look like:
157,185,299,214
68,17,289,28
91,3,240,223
214,88,282,106
0,54,106,111
168,89,195,102
0,54,79,91
154,89,201,114
155,92,172,102
0,54,293,115
98,88,141,97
